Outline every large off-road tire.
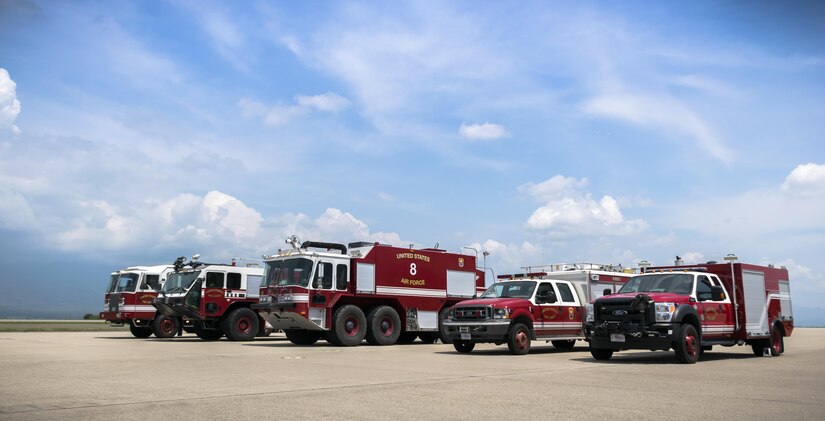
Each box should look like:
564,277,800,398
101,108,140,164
330,305,367,346
396,332,418,344
770,324,784,356
152,314,177,339
438,308,453,344
506,323,531,355
129,323,153,338
551,340,576,350
589,344,613,361
285,329,322,345
417,332,438,344
453,340,475,353
223,307,259,341
194,322,223,341
365,306,401,345
674,324,700,364
751,341,767,356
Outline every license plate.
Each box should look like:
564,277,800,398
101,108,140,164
460,333,471,340
610,333,625,343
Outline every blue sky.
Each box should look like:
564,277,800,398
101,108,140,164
1,1,824,319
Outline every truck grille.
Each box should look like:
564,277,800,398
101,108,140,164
595,299,651,323
454,306,491,321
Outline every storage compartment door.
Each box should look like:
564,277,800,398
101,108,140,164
356,263,376,294
778,281,793,320
743,270,769,335
447,270,475,297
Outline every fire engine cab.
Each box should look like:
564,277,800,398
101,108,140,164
153,256,266,341
253,236,486,346
443,263,632,354
99,265,176,338
586,255,794,364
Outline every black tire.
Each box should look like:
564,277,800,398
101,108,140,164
438,308,453,344
256,320,272,337
330,305,367,346
506,323,531,355
551,340,576,350
674,324,700,364
366,306,401,345
589,344,613,361
417,332,438,344
285,329,322,345
223,307,259,341
194,322,223,341
453,341,475,353
129,323,153,338
751,341,767,356
770,324,784,356
152,314,177,339
396,332,418,344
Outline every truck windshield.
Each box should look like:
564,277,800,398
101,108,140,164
480,281,537,299
114,273,140,292
106,273,119,293
619,274,694,295
162,270,202,294
264,258,314,288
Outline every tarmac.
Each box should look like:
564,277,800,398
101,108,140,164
1,328,824,420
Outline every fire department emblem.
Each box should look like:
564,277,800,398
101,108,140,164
542,308,558,319
140,294,154,304
568,307,575,320
458,258,465,268
705,307,718,321
206,290,223,298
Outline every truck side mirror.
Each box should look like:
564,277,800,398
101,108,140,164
539,291,557,304
710,286,725,301
603,288,612,296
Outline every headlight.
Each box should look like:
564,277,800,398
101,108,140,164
259,296,271,304
492,308,511,319
655,302,676,322
278,293,294,303
585,304,594,322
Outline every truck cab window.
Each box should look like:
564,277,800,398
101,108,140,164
556,282,576,304
314,262,333,290
206,272,225,289
336,264,348,290
227,272,241,289
696,276,713,301
535,283,555,302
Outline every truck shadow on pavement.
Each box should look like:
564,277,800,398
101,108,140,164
571,351,756,364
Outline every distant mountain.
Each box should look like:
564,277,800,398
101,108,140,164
793,306,825,328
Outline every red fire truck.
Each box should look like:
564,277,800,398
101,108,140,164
153,256,266,341
586,255,794,363
443,263,632,354
253,236,486,346
100,265,177,338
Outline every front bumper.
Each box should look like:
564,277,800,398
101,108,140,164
253,303,323,331
442,319,511,342
586,321,678,351
153,299,201,320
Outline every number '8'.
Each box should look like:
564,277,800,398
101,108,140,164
410,263,417,275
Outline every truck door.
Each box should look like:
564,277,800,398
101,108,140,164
533,282,563,336
696,275,734,339
553,281,582,335
203,272,225,316
309,261,335,328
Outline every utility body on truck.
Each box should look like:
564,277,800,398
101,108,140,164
586,255,794,364
443,263,632,354
99,265,177,338
253,236,486,346
153,256,266,341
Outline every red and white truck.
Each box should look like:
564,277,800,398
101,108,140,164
99,265,177,338
153,256,266,341
253,236,486,346
443,263,633,354
586,255,794,363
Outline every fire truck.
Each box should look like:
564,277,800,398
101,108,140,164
443,263,632,354
99,265,177,338
153,256,266,341
586,255,794,364
253,236,486,346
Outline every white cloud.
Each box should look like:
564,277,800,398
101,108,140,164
679,252,706,264
458,122,509,140
465,239,541,281
183,2,251,73
296,92,350,112
581,92,732,164
521,175,647,237
781,163,825,194
0,68,22,135
238,92,349,127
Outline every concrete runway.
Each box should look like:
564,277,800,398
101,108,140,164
1,328,823,420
